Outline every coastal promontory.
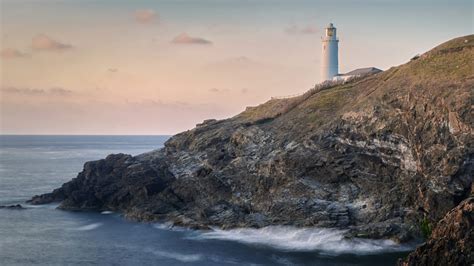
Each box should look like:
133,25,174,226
30,35,473,264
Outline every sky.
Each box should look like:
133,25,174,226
1,0,472,135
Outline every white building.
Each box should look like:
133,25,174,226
321,23,382,82
321,23,339,81
333,67,383,81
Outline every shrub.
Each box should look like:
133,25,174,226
420,217,433,239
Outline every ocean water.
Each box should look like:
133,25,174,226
0,135,412,265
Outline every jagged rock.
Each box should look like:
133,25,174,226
399,197,474,266
0,204,25,210
29,153,176,212
29,36,473,244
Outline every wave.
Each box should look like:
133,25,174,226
101,211,114,215
75,223,103,231
144,249,203,262
153,222,175,230
153,222,189,232
23,203,60,209
190,226,413,255
145,249,242,264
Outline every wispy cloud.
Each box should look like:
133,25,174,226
204,56,263,71
134,9,157,24
32,34,72,51
172,33,212,45
285,25,319,35
1,87,73,96
209,88,230,93
1,48,27,59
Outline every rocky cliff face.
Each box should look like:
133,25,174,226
30,35,473,249
399,196,473,266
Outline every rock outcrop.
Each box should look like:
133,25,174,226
0,204,25,210
399,197,473,266
30,35,473,248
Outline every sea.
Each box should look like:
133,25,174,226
0,135,413,266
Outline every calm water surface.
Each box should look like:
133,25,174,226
0,135,411,265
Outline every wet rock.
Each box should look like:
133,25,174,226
0,204,25,210
399,197,474,266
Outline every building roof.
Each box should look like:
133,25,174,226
344,67,382,76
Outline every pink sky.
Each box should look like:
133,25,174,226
1,0,471,134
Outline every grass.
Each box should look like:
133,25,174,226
307,85,353,110
239,97,300,122
402,35,473,81
236,34,473,128
420,217,433,239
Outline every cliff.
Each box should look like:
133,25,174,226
30,35,473,257
399,196,473,266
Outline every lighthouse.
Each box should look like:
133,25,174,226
321,23,339,81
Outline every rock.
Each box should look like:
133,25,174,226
196,119,218,127
28,153,176,213
0,204,25,210
29,35,473,243
399,197,474,266
28,188,66,205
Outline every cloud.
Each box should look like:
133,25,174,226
134,9,157,23
1,48,27,59
285,25,319,35
172,33,212,45
49,87,73,95
1,87,73,96
209,88,230,93
32,34,72,51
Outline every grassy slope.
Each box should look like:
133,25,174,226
235,35,473,141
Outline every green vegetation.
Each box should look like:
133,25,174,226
238,78,352,123
307,85,352,110
239,97,299,122
237,35,473,130
403,35,473,80
420,217,433,239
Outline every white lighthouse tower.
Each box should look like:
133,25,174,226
321,23,339,81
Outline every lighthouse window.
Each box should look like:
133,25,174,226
327,29,334,36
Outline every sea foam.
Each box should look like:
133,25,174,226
145,249,203,262
191,226,413,255
23,203,60,209
75,223,103,231
153,222,189,232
